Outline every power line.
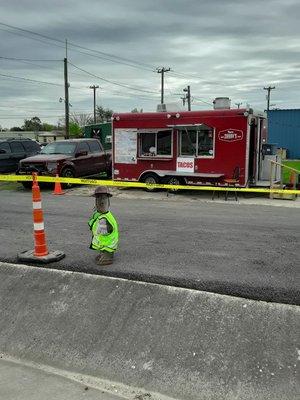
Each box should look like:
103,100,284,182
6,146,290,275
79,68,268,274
0,71,89,91
69,62,158,94
0,72,62,87
0,111,94,119
192,96,213,106
67,42,155,71
0,22,156,72
0,27,67,51
0,108,91,112
0,115,65,119
0,21,233,92
0,56,61,62
0,56,65,78
169,93,212,106
0,56,95,79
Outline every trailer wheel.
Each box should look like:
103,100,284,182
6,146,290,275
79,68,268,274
164,176,185,192
141,173,160,191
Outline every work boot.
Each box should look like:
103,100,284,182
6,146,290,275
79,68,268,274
95,251,114,266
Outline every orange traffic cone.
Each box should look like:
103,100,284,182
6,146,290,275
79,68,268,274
289,172,296,187
17,173,65,263
32,173,48,256
53,174,65,195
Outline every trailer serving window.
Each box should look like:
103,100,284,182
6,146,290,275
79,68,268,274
139,130,172,157
179,125,214,157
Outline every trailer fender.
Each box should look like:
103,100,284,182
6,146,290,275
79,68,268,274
138,170,167,181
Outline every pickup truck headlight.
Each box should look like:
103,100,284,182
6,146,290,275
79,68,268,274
46,162,58,173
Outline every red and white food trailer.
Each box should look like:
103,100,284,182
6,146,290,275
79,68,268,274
112,108,268,187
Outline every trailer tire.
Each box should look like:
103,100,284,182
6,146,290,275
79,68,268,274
141,173,160,192
163,176,185,192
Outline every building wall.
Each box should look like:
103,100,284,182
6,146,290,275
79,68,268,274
0,131,38,140
268,109,300,159
0,131,65,143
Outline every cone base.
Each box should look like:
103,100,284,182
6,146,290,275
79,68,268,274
18,249,65,264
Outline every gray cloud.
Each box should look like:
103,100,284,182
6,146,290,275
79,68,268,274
0,0,300,127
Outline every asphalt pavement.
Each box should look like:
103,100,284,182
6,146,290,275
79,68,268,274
0,189,299,305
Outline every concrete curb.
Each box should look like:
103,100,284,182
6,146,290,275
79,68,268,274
0,262,299,400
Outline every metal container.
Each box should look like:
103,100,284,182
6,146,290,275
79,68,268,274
213,97,231,110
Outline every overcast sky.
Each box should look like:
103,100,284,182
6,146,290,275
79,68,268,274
1,0,300,128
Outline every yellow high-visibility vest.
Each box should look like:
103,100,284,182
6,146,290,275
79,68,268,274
88,211,119,253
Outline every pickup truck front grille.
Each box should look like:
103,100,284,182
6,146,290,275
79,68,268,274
20,163,48,173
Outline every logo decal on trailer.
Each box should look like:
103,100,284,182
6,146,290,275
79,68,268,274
218,129,243,142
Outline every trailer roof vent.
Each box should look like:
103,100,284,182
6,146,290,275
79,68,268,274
213,97,231,110
156,103,182,112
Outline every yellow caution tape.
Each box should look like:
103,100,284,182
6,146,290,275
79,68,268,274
0,174,299,194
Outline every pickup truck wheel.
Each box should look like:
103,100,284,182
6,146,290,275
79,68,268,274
141,173,160,192
61,168,75,188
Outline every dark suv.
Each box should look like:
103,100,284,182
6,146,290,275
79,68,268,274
18,139,111,187
0,138,41,173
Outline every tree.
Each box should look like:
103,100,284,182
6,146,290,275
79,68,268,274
22,116,42,131
131,108,143,113
10,126,23,131
70,113,93,127
42,123,56,132
69,122,83,138
95,106,113,123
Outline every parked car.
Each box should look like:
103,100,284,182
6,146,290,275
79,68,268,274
18,138,112,188
0,138,41,173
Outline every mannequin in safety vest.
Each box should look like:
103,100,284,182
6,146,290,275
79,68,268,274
88,186,119,265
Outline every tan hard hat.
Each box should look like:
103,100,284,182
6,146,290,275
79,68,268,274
92,186,112,197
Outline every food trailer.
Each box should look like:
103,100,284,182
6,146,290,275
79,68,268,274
112,107,268,187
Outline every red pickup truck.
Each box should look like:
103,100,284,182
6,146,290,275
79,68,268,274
18,138,111,187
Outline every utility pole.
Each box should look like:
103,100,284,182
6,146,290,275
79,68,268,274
263,86,275,112
156,67,171,104
64,58,70,139
183,86,191,111
64,40,69,139
89,85,99,124
235,102,242,109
